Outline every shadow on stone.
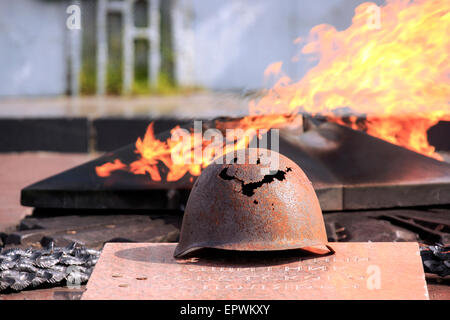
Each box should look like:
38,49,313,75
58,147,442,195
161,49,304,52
115,244,334,267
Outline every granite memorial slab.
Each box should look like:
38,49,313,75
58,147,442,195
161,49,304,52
82,242,428,300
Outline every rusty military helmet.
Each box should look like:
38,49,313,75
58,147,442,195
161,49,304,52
174,148,330,258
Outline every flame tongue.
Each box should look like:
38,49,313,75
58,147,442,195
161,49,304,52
331,115,446,160
96,115,296,182
364,116,445,160
95,159,126,177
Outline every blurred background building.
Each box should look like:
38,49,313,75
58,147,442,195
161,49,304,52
0,0,384,97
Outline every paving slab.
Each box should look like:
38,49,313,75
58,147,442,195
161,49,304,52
0,152,94,232
82,242,428,300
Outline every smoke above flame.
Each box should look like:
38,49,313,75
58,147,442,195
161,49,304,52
96,0,449,181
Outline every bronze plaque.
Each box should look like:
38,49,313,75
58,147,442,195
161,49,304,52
82,242,428,300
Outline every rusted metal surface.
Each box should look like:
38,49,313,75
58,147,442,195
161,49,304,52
82,242,428,300
174,149,328,258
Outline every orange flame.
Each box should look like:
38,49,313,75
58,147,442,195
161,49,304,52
96,115,294,181
264,61,283,79
123,123,212,182
95,159,126,177
96,0,449,181
251,0,449,158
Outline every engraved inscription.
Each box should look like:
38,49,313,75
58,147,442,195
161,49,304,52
145,255,372,291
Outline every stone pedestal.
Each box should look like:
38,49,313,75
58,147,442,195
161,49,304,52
82,242,428,300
